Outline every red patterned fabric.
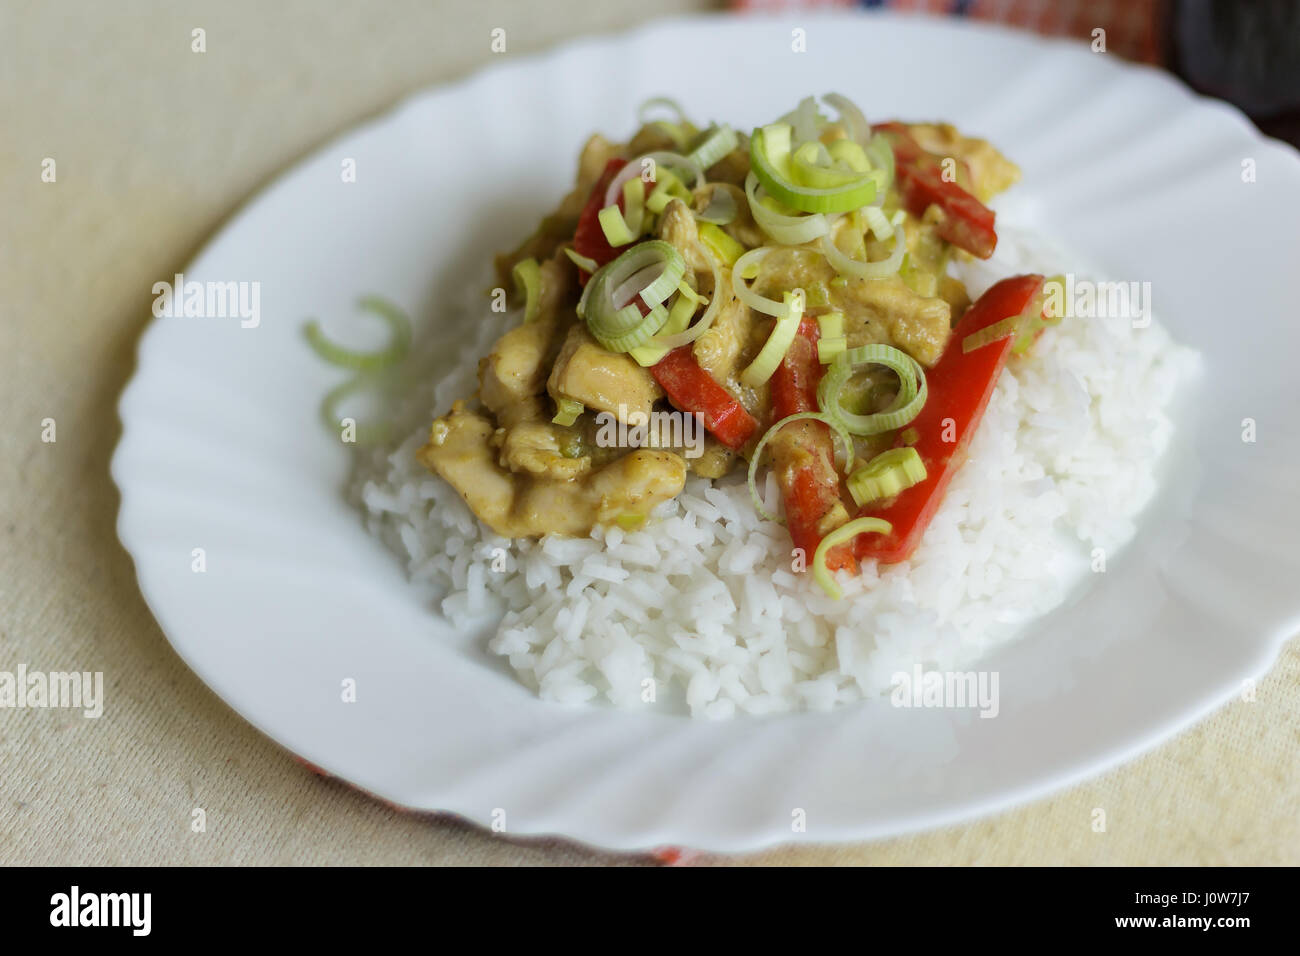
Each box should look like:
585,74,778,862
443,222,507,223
732,0,1167,64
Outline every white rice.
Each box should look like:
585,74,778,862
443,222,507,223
351,224,1200,718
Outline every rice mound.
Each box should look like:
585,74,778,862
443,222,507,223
352,226,1199,718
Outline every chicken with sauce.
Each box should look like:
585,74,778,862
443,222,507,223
419,94,1030,593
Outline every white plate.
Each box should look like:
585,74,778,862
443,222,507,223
112,11,1300,853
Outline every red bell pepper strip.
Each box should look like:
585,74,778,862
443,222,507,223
573,158,630,281
769,317,855,572
853,274,1045,565
650,346,758,451
873,122,998,260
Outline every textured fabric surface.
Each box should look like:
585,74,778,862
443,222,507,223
1,0,1296,866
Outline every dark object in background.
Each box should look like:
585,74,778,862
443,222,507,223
1169,0,1300,146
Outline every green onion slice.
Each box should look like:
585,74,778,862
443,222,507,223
820,218,906,280
740,290,804,387
862,204,894,242
863,133,895,192
747,411,855,522
791,141,869,190
813,517,892,600
817,343,928,436
694,187,737,226
779,95,829,144
604,151,704,210
593,303,669,353
687,124,738,171
698,221,745,267
817,310,844,339
583,241,685,345
629,284,699,366
744,172,832,246
598,204,636,247
822,92,871,146
817,337,846,364
622,177,646,235
750,124,878,215
846,447,927,507
302,295,413,372
552,398,584,427
563,247,599,274
637,95,691,128
646,169,691,214
732,246,793,318
511,258,543,323
319,374,392,445
639,242,725,351
636,97,697,152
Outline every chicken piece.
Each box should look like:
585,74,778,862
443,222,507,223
754,244,952,368
418,403,685,538
692,294,753,389
495,415,591,481
515,448,686,532
837,276,951,368
547,325,663,424
479,317,565,414
685,437,739,479
656,199,714,276
905,123,1021,202
479,254,574,413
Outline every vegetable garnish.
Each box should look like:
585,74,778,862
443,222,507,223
745,172,832,246
649,346,758,450
1012,273,1065,354
637,95,697,149
641,241,725,351
511,257,543,323
822,92,871,147
303,295,413,372
732,246,796,317
697,221,746,267
304,295,414,446
628,285,698,366
747,411,854,522
581,240,684,351
816,311,846,363
750,123,879,214
694,187,738,225
563,247,599,274
817,343,928,436
603,151,703,210
552,397,584,427
813,517,892,599
598,203,637,247
852,274,1044,565
846,447,927,507
819,218,906,280
687,124,739,171
646,169,691,213
573,158,632,276
862,205,894,242
962,274,1056,354
622,177,647,234
740,290,805,387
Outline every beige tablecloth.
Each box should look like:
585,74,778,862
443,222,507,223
2,0,1296,866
